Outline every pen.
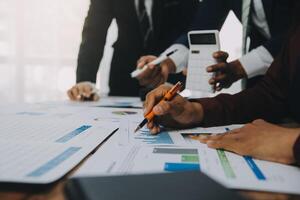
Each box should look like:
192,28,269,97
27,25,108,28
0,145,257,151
134,81,183,133
131,49,178,78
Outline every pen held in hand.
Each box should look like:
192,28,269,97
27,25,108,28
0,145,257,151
134,81,183,133
130,49,178,78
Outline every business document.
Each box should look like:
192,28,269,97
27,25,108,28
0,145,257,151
118,117,242,146
76,123,300,195
0,103,122,184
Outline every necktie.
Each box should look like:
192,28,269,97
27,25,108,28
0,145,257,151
242,0,252,54
138,0,153,50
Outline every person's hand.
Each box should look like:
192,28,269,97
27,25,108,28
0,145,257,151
144,84,204,134
135,55,176,88
207,51,247,91
67,81,100,101
193,119,300,164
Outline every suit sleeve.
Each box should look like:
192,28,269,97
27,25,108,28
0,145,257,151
195,35,296,127
262,34,287,58
76,0,113,83
175,0,232,47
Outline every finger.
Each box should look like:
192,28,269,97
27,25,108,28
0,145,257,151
144,85,171,115
70,86,80,100
148,66,162,79
137,56,148,68
136,66,154,79
153,93,186,116
147,67,166,87
252,119,266,125
206,63,227,73
165,95,186,116
78,84,93,97
153,101,171,116
206,134,239,150
194,134,214,143
137,56,156,68
212,51,229,62
150,125,161,135
147,120,161,135
226,128,242,135
210,74,227,85
148,63,157,70
136,66,161,85
67,89,76,101
160,63,170,83
147,120,155,130
215,86,222,91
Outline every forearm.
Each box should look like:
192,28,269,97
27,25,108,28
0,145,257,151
196,83,288,127
76,0,113,83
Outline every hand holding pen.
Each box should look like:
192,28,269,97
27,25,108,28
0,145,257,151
139,82,205,134
131,50,178,88
135,82,183,132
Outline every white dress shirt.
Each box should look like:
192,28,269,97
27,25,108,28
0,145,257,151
163,0,274,77
135,0,153,28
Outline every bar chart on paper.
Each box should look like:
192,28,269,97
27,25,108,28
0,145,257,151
119,118,178,145
153,147,200,172
133,129,174,145
198,147,267,182
116,146,201,174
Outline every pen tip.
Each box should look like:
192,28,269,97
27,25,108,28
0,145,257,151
134,126,140,133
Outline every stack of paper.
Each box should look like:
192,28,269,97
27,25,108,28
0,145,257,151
0,102,145,183
75,107,300,195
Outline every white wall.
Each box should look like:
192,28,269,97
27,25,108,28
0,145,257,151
0,1,242,103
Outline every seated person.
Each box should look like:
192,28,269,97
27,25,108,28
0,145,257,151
143,23,300,164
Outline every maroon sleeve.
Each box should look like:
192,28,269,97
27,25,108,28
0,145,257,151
294,136,300,164
194,29,300,127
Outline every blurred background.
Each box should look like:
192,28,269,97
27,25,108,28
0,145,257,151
0,0,242,103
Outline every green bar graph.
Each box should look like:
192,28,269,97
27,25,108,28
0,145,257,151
217,150,236,179
182,155,199,163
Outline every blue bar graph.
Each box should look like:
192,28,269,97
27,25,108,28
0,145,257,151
134,130,174,144
56,125,92,143
164,163,200,172
244,156,266,180
27,147,81,177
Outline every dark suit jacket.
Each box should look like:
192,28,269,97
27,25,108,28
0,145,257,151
197,24,300,163
196,26,300,126
76,0,199,96
175,0,295,61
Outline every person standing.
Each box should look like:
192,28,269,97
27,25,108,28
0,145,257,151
67,0,199,101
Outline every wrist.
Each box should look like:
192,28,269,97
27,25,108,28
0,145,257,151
280,129,300,164
232,60,247,79
187,102,204,126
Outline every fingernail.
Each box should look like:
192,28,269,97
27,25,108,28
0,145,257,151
207,67,212,71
